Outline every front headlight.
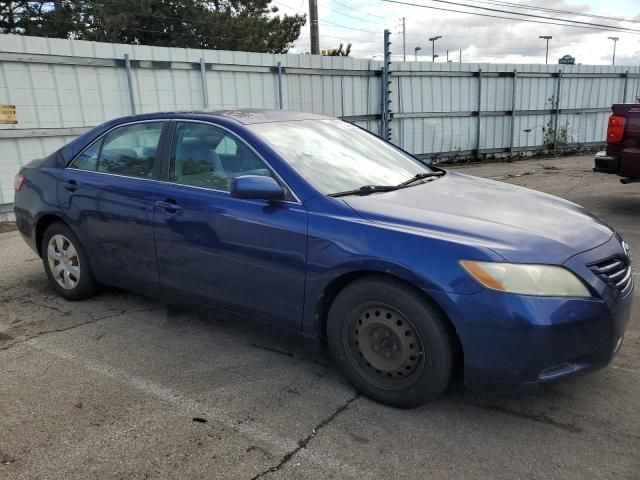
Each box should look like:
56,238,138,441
460,261,591,297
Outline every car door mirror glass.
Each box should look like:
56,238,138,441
230,175,285,201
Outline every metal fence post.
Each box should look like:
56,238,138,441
200,58,209,108
623,70,629,103
553,69,562,152
379,66,386,137
124,53,136,115
380,29,392,140
276,62,284,110
475,68,482,159
509,69,518,158
340,76,345,118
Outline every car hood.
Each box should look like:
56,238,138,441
343,171,614,264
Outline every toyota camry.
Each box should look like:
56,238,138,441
14,109,632,408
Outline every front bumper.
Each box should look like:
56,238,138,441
593,151,619,174
430,235,633,391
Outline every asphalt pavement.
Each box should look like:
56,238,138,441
1,154,639,479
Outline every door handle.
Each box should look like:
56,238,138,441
63,180,79,192
155,199,183,213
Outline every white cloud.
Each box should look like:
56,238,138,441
274,0,640,65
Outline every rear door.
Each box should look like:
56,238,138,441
152,120,308,330
59,121,169,289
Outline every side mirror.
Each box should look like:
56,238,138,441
230,175,285,201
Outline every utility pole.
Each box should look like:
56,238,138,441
429,35,442,62
414,46,422,61
608,37,619,66
459,48,462,63
539,35,552,64
309,0,320,55
446,49,449,62
402,17,406,61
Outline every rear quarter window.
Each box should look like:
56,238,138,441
69,122,164,179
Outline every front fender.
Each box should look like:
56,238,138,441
301,196,504,337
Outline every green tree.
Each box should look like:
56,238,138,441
1,1,84,37
0,1,306,53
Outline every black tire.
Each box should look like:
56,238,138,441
41,222,100,301
327,276,455,408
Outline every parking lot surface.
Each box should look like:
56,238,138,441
1,155,639,479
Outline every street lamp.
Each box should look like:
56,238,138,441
608,37,619,66
414,46,422,61
429,35,442,62
539,35,552,64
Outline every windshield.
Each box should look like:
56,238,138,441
249,119,434,195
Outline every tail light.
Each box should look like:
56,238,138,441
14,173,25,192
607,114,626,143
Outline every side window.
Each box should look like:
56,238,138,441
171,122,273,192
71,140,102,171
98,122,164,178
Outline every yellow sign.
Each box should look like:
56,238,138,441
0,105,17,124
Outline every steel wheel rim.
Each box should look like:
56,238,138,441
47,234,81,290
345,303,425,390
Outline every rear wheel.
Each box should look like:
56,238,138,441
327,276,455,408
42,222,99,300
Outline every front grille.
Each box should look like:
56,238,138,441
589,256,633,298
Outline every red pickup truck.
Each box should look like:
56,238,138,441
594,104,640,183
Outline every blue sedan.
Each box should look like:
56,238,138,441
14,109,632,407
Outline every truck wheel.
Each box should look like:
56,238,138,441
42,222,99,301
327,276,455,408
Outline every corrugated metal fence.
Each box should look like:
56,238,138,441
1,34,639,210
392,62,639,160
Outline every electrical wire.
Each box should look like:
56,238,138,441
320,18,381,33
414,0,640,32
325,7,388,25
1,4,310,43
328,0,389,20
467,0,640,25
380,0,640,34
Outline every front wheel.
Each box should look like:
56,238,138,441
42,222,99,301
327,276,455,408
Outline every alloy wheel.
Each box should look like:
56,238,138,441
47,234,81,290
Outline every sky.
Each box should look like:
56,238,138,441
273,0,640,65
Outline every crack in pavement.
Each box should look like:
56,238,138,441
248,342,330,368
0,305,165,352
469,403,582,434
249,394,359,479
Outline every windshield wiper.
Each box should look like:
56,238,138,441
398,171,445,187
329,171,446,198
328,184,401,198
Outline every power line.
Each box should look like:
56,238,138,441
328,0,389,19
4,5,308,39
275,0,387,26
328,8,388,25
381,0,640,34
468,0,640,25
404,33,536,43
320,19,380,33
297,32,379,43
417,0,640,33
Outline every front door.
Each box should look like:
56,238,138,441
153,121,308,331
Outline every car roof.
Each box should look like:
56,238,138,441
140,108,333,125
